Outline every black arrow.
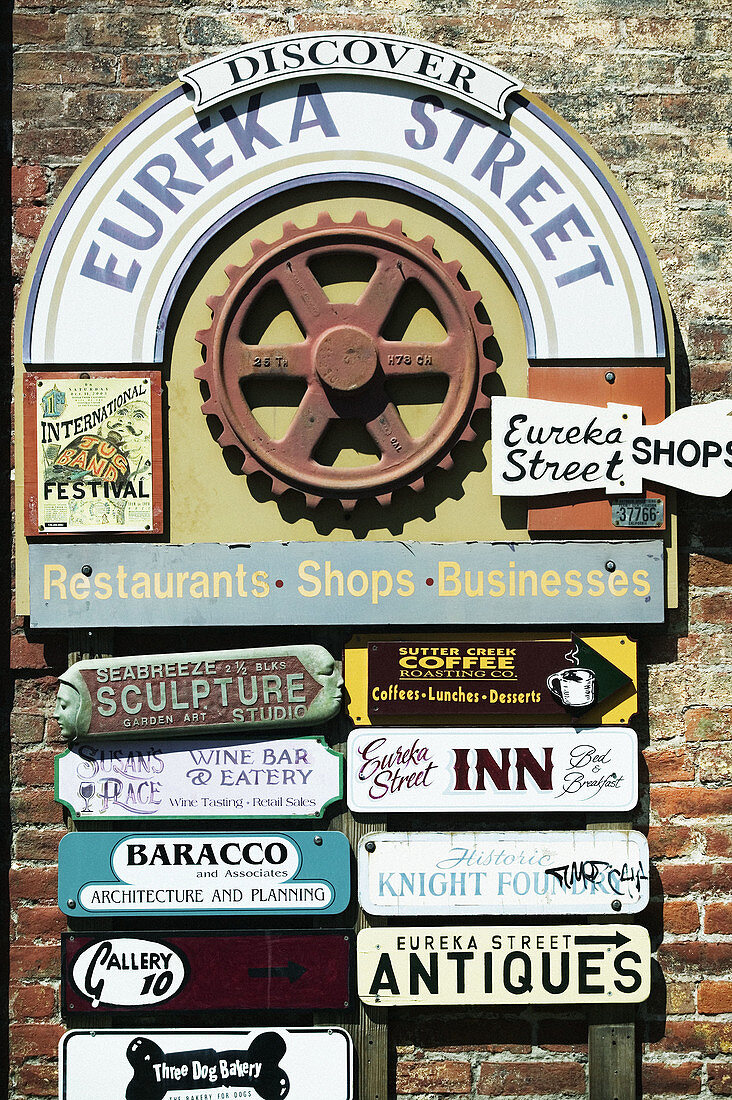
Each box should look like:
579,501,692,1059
248,961,307,983
574,932,631,948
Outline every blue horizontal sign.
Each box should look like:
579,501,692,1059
30,540,664,628
58,830,350,917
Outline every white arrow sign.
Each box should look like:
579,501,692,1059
491,397,732,497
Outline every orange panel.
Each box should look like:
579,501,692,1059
526,366,667,533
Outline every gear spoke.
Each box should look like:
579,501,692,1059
277,256,339,335
227,341,313,380
277,385,333,462
365,401,420,461
376,340,452,376
355,257,410,336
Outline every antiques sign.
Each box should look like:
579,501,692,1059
58,831,350,917
358,830,649,916
357,925,651,1006
346,728,638,814
492,396,732,497
59,1027,354,1100
62,931,354,1014
23,371,163,535
29,540,666,628
345,633,637,726
56,735,342,821
53,646,342,739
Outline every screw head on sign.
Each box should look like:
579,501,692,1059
81,565,93,577
605,560,616,572
611,900,622,912
365,841,376,853
313,835,323,846
67,899,76,909
605,371,616,384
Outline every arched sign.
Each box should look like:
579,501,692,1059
17,33,673,625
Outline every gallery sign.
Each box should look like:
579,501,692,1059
29,540,665,628
62,930,354,1014
59,1028,354,1100
358,830,649,916
344,633,637,726
53,645,342,739
55,735,342,821
492,396,732,497
58,830,350,917
357,925,651,1006
346,728,638,814
23,371,163,536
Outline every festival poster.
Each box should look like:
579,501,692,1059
23,371,163,535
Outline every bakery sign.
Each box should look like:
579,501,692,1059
492,397,732,497
358,830,649,916
55,734,342,821
58,830,350,917
346,727,638,814
53,645,342,739
59,1028,354,1100
357,925,651,1006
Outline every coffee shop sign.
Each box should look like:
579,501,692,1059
492,397,732,496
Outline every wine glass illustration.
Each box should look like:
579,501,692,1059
78,781,95,812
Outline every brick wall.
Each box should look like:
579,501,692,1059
10,1,732,1097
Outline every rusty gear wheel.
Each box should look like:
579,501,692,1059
195,212,497,509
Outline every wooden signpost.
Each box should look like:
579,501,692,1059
58,830,351,917
56,735,343,821
62,931,354,1015
347,727,638,814
344,633,637,726
357,925,651,1006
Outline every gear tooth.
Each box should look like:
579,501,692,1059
418,235,436,253
195,327,214,344
194,362,213,382
439,454,455,472
461,425,477,443
444,259,462,278
480,322,495,338
376,492,393,507
216,427,238,448
466,290,482,309
205,295,221,312
411,477,426,494
200,398,217,415
351,211,369,227
316,211,335,228
340,497,358,513
282,220,299,237
248,240,268,259
386,219,404,237
224,264,246,281
303,493,321,510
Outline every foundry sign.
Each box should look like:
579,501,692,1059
345,633,637,726
492,396,732,497
60,1029,354,1100
346,728,638,814
358,830,649,916
357,925,651,1006
55,735,342,821
62,931,354,1015
58,831,350,917
53,645,342,739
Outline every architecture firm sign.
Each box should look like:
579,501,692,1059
62,931,353,1014
53,646,342,739
492,396,732,497
345,633,637,726
60,1028,353,1100
358,830,649,916
347,728,638,814
56,735,342,821
59,831,350,917
23,371,163,535
357,925,651,1006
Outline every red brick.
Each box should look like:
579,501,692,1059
657,941,732,977
709,1063,732,1095
11,788,63,824
10,634,53,671
645,749,694,783
9,865,57,905
698,744,732,785
13,13,69,42
477,1062,585,1095
10,945,58,982
692,364,732,397
14,905,65,942
688,555,732,586
664,899,701,934
10,983,56,1020
15,827,66,861
653,789,732,819
667,983,696,1015
12,677,59,715
692,595,732,625
700,826,732,858
686,708,732,742
13,750,57,787
11,164,47,202
15,205,47,239
11,712,45,746
10,1023,65,1062
17,1062,58,1097
699,982,732,1015
706,902,732,934
396,1060,471,1094
648,825,694,859
642,1061,702,1095
14,50,117,86
649,1021,732,1055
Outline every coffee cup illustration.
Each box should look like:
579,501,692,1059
547,667,596,708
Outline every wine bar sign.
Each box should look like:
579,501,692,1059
58,831,351,917
346,728,638,813
358,830,649,916
56,735,343,821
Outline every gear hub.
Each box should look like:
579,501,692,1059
195,212,497,509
